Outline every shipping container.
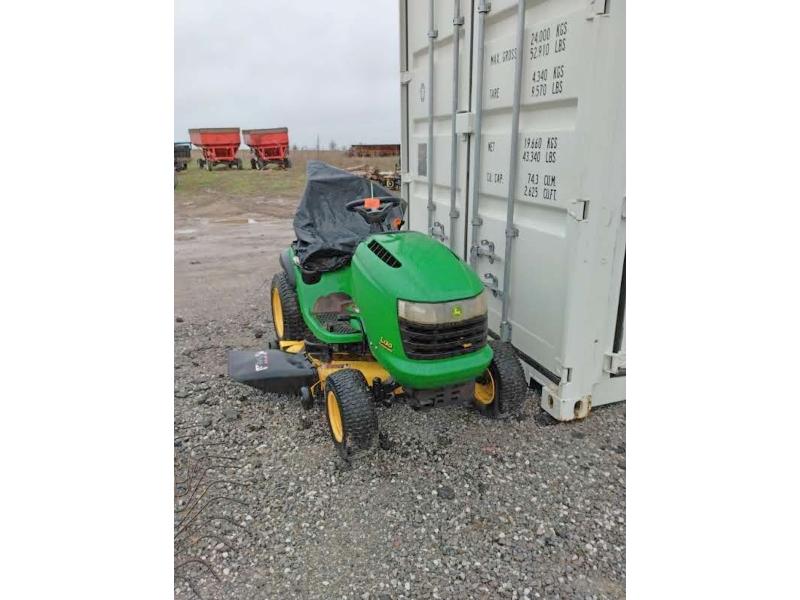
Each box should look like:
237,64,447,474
398,0,625,420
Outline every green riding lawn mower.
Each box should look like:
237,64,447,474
229,162,527,461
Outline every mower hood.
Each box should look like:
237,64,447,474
353,231,484,303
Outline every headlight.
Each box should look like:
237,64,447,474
398,291,487,325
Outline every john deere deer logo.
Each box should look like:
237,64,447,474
452,306,463,319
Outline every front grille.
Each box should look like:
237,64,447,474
399,314,487,360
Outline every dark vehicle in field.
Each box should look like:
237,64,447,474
174,142,191,172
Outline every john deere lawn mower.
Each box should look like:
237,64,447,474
229,161,526,460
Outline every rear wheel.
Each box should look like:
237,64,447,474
270,272,309,341
473,340,527,418
250,158,257,169
325,369,378,459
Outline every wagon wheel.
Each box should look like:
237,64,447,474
197,158,204,168
206,161,213,172
228,162,233,169
236,158,243,169
250,158,257,170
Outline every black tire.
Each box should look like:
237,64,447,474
473,340,527,418
228,162,233,169
236,158,243,169
250,158,257,169
206,161,213,172
324,369,378,459
269,272,309,341
197,158,204,169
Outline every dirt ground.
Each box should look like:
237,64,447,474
174,154,625,599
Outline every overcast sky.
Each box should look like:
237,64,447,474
175,0,400,149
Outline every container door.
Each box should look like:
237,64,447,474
466,0,590,377
400,0,473,257
466,0,625,389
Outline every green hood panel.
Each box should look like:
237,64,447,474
352,231,483,302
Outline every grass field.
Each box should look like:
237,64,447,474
174,149,400,201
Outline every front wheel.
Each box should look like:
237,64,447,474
324,369,378,460
473,340,527,418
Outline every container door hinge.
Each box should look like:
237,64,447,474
483,273,502,297
430,221,447,241
449,208,460,219
505,225,519,239
428,29,439,39
603,351,626,375
478,1,492,14
568,199,589,221
470,239,498,263
471,216,483,226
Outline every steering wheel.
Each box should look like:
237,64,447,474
345,196,402,227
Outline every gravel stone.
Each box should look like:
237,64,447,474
438,485,455,500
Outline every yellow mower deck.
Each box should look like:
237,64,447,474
278,339,404,398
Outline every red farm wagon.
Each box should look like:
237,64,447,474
189,128,242,171
243,128,292,169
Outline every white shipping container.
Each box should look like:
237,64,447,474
399,0,625,420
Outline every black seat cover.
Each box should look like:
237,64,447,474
291,161,404,273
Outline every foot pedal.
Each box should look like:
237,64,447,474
314,312,359,334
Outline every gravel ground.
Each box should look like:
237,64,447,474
174,215,626,599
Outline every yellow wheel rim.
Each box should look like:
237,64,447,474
474,370,496,405
327,391,344,443
271,287,284,339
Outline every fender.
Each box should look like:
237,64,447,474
279,248,296,286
